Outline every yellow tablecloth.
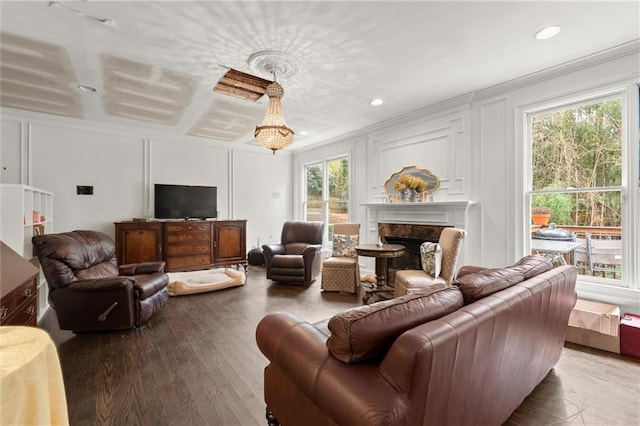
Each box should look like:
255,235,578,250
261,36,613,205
1,326,69,426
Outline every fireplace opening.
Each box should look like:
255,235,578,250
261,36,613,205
378,223,449,286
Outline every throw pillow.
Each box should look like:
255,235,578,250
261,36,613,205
420,242,442,277
333,234,359,258
326,284,463,363
454,268,525,305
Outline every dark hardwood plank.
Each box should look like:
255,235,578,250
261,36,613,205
39,266,640,425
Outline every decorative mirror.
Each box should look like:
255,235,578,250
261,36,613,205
384,165,440,202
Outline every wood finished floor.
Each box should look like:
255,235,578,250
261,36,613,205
40,266,640,426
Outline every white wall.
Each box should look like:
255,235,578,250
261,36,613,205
0,112,293,246
1,120,23,184
233,150,292,248
30,123,144,235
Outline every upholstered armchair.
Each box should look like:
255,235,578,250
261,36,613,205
394,227,466,297
262,221,325,284
32,230,169,332
321,223,361,293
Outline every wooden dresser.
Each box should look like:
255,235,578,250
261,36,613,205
1,242,39,326
115,219,247,272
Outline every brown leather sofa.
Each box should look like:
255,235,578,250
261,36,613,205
262,221,325,284
32,230,169,332
256,256,577,426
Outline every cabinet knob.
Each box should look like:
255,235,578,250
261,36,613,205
1,307,7,320
23,287,33,297
26,305,36,315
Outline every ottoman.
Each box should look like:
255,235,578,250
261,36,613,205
248,247,265,265
321,257,360,293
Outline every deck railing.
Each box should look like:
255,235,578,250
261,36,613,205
531,225,622,279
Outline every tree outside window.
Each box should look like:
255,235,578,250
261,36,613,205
530,98,623,281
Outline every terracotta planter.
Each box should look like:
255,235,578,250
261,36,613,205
531,213,551,225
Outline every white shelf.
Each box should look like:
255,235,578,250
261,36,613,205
1,184,53,323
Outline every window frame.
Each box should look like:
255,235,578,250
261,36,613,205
523,86,636,292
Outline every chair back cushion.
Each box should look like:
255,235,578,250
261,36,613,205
438,227,466,283
281,221,324,245
32,230,118,290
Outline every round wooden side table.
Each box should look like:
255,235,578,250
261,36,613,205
355,243,405,303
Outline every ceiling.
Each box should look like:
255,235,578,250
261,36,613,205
1,1,638,151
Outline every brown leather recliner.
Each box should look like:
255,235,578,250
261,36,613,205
262,221,325,284
32,230,169,332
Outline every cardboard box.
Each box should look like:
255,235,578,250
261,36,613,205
565,325,620,353
568,299,620,336
620,313,640,359
565,299,621,353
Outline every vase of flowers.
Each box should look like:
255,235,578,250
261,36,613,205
393,174,427,203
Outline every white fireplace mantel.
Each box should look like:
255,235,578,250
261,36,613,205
361,201,474,211
361,201,476,233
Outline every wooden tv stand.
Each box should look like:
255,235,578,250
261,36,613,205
115,219,247,272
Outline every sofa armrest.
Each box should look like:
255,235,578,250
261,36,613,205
301,244,322,257
119,262,166,275
256,312,330,398
262,244,285,258
257,312,403,425
67,277,134,292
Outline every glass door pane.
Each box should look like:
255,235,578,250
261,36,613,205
305,163,323,222
328,158,349,225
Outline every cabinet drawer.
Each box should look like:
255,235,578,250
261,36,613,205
1,280,37,322
165,244,210,256
2,298,37,326
165,223,211,233
166,255,212,270
166,233,211,244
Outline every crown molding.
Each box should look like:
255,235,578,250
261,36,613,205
472,39,640,102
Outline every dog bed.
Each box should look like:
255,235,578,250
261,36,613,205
167,268,246,296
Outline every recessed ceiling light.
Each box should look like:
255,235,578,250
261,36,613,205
534,25,562,40
370,98,384,106
299,130,309,136
77,84,98,93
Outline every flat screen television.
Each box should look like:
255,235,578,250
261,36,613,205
154,184,217,219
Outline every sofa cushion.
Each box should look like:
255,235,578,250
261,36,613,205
510,255,553,279
420,242,442,277
326,284,463,363
454,268,525,304
332,233,359,258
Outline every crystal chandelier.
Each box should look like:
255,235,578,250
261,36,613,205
254,72,294,154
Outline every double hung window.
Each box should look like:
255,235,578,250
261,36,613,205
527,94,628,286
